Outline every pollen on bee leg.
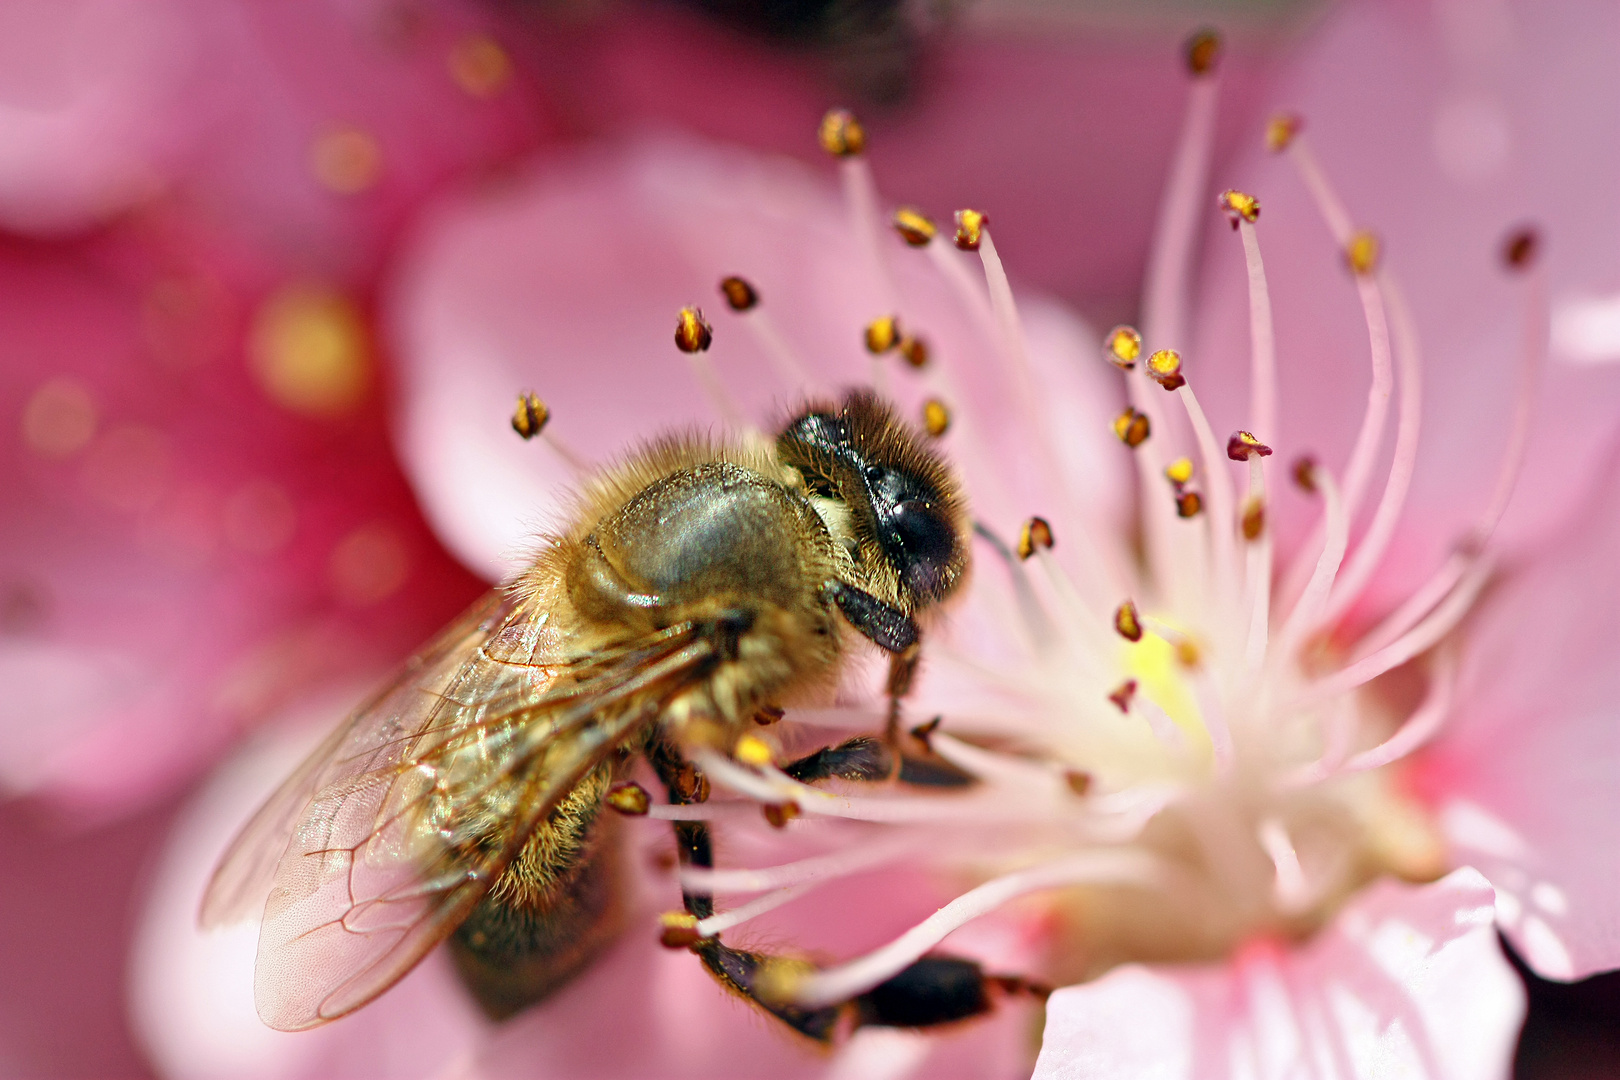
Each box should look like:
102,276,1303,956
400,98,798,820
1113,407,1151,447
660,910,704,949
1104,325,1142,370
1114,600,1143,642
606,781,652,816
1145,349,1186,391
1107,679,1138,713
1017,516,1054,560
954,208,988,251
734,734,774,767
922,398,950,437
892,207,937,247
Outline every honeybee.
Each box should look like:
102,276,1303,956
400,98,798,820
200,390,985,1040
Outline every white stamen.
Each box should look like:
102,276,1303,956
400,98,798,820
791,850,1166,1008
684,351,749,430
1258,818,1313,914
737,306,819,393
1173,380,1237,583
680,836,913,895
1339,646,1458,774
1243,455,1272,671
1320,276,1424,626
1237,218,1278,446
1275,464,1346,657
1134,694,1189,754
695,883,816,938
840,157,896,396
1285,136,1355,246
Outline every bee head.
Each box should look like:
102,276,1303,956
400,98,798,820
777,390,968,611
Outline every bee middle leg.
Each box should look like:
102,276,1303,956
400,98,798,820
646,738,1018,1042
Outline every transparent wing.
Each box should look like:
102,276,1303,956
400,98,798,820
200,588,719,1031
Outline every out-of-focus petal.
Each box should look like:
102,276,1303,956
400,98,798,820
1034,869,1523,1080
1191,0,1620,616
387,133,1127,583
1414,450,1620,981
130,696,490,1080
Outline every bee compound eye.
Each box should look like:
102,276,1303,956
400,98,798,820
892,500,955,561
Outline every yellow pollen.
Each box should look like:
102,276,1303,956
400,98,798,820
249,284,371,417
1346,230,1381,275
719,276,758,311
1241,496,1266,541
1265,112,1303,152
1502,226,1540,271
1124,632,1207,745
605,781,651,816
1113,407,1151,447
1226,431,1273,461
818,109,865,157
310,127,381,194
1146,349,1186,391
1113,600,1143,642
898,333,929,368
1219,189,1260,228
674,307,713,353
755,956,814,1005
1104,325,1142,369
954,208,988,251
511,393,549,439
1164,457,1194,486
865,315,900,354
1184,28,1222,77
659,911,703,949
448,34,512,98
922,398,950,437
734,733,774,766
1176,491,1203,518
1017,516,1054,559
892,207,937,246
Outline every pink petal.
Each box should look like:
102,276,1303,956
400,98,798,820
1034,869,1523,1080
1413,451,1620,980
387,133,1128,583
1191,0,1620,617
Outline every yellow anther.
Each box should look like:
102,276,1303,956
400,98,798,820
1107,679,1138,713
1165,456,1194,486
922,398,950,437
892,206,937,246
1226,431,1273,461
1017,516,1054,560
511,393,549,439
1241,496,1266,541
763,802,800,829
1502,226,1540,271
1345,230,1381,275
1219,189,1260,228
674,307,713,353
1104,325,1142,369
954,208,988,251
818,108,865,157
1176,490,1203,518
865,315,900,354
605,781,651,816
899,333,929,368
1292,456,1319,492
1113,407,1151,447
250,284,371,416
1146,349,1186,391
1265,112,1302,153
1175,638,1201,667
734,733,774,767
1184,28,1222,76
719,276,758,311
1065,770,1093,796
659,911,703,949
1114,600,1143,642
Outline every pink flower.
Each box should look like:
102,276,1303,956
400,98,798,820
137,2,1620,1078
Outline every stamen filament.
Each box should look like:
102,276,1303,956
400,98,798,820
741,307,819,392
840,157,897,395
1236,218,1278,445
973,522,1059,652
1243,454,1272,671
1339,646,1457,773
1275,463,1346,656
696,883,816,938
1173,380,1237,582
791,850,1166,1008
1320,276,1424,626
681,837,913,895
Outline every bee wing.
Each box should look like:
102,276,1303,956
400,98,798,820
201,588,719,1031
